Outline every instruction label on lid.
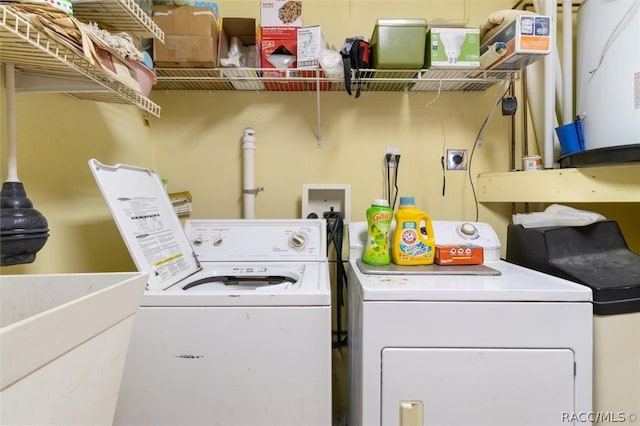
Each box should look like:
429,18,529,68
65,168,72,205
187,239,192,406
89,159,201,291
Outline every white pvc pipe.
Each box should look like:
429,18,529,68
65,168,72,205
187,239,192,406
242,127,256,219
5,64,19,182
562,0,573,125
543,0,557,168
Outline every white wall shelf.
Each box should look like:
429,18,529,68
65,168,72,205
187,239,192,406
152,68,516,144
477,163,640,203
0,3,162,117
72,0,164,42
153,68,517,93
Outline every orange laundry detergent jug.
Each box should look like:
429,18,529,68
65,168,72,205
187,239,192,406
392,196,435,265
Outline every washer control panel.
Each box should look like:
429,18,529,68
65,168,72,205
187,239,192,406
183,219,327,262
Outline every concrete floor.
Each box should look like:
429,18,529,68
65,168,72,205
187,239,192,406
333,345,349,426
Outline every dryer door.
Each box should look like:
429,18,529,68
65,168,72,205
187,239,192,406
381,347,575,426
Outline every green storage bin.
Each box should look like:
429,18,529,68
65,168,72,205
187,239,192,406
370,19,427,69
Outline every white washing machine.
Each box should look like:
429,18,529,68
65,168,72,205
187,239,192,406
347,220,593,426
89,160,332,426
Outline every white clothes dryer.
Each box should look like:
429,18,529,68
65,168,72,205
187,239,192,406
347,220,593,426
89,160,331,426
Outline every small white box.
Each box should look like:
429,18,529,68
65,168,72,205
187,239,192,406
297,26,326,69
480,15,551,70
302,184,351,223
260,0,302,27
428,27,480,69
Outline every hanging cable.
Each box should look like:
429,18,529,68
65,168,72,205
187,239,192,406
440,155,446,196
323,209,348,349
385,153,392,205
588,0,638,77
392,154,401,210
440,120,447,197
468,82,511,221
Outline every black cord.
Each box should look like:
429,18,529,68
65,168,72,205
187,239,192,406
440,155,446,196
468,83,511,221
323,210,348,349
385,153,392,205
392,154,401,210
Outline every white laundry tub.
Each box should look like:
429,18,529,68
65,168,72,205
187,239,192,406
0,272,147,425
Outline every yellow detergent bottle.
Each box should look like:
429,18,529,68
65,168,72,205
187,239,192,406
392,196,436,265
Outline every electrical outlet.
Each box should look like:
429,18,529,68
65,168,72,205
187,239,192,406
385,147,400,168
446,149,468,170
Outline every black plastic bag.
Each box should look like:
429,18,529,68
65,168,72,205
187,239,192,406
340,37,371,98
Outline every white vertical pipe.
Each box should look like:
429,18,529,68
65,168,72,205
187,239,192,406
242,127,256,219
562,0,573,125
5,64,19,182
544,0,557,168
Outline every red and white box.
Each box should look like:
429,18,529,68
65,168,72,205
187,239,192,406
260,26,298,69
260,26,303,90
434,244,484,265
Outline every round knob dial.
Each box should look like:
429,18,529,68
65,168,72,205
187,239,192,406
289,233,308,250
458,223,479,239
213,236,223,246
192,237,203,246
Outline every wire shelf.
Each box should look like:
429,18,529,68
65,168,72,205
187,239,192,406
154,68,518,93
72,0,164,42
0,4,161,117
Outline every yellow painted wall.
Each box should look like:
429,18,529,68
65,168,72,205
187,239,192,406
0,92,149,273
1,0,638,275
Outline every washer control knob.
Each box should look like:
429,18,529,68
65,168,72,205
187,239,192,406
289,233,308,250
213,236,223,246
458,223,479,239
192,237,203,246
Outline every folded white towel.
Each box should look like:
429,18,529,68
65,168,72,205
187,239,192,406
513,204,607,228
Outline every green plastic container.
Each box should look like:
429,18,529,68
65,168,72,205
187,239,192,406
370,19,428,69
362,199,393,265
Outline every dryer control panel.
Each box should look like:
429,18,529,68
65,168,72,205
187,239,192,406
432,221,502,261
184,219,327,262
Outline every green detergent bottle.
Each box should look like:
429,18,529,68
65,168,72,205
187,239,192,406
363,199,394,265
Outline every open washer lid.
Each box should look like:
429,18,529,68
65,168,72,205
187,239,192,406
89,159,201,291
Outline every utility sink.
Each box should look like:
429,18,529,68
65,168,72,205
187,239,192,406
0,272,147,425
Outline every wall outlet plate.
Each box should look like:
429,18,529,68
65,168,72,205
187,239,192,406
447,149,468,170
302,184,351,223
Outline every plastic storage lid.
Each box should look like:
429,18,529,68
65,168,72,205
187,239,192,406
506,221,640,315
399,196,415,205
89,159,201,292
376,19,427,26
372,199,390,206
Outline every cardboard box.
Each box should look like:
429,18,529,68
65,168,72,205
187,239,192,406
218,17,262,90
152,5,217,36
434,245,484,265
261,27,302,90
426,27,480,69
218,17,260,67
297,25,326,69
260,0,303,27
480,14,551,70
152,6,219,67
260,27,297,68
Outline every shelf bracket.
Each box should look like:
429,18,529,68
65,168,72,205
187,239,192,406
315,73,322,148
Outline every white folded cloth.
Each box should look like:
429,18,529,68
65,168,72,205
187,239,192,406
513,204,607,228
